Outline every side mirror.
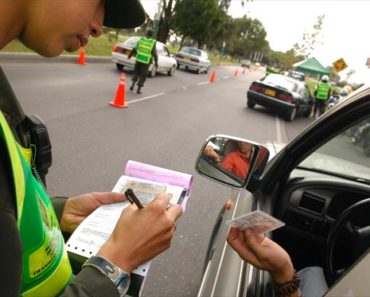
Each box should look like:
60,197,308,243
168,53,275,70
195,135,270,189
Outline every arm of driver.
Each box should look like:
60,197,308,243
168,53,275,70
98,192,182,273
227,227,295,284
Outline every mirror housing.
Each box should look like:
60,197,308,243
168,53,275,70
195,135,270,189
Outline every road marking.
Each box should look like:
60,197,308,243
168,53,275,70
128,92,165,104
197,81,209,86
222,76,230,79
275,116,282,143
182,86,187,90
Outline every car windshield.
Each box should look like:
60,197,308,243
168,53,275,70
181,47,202,56
124,37,139,47
298,118,370,184
263,74,298,92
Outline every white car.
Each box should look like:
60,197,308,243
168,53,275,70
174,47,211,74
112,36,177,77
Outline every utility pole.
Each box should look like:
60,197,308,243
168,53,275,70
153,1,162,38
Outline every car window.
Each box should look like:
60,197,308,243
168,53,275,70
156,44,166,56
298,116,370,183
164,47,171,57
182,47,202,56
263,74,298,92
124,37,139,47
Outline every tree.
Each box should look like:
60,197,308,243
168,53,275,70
156,0,175,43
293,14,325,58
171,0,219,49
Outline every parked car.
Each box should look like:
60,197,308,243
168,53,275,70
247,73,313,121
195,85,370,297
241,59,251,68
174,47,211,74
112,36,177,77
288,70,305,81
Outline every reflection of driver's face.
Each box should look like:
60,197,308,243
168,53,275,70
238,142,252,159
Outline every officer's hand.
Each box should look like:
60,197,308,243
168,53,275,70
227,228,294,284
60,192,126,233
97,192,182,273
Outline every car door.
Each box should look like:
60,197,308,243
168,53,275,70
155,43,166,72
196,87,370,297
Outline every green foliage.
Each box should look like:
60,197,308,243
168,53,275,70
171,0,220,48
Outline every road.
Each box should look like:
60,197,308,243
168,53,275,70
1,58,314,297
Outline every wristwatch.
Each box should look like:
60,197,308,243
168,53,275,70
83,256,131,297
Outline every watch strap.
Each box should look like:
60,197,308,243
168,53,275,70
83,256,130,296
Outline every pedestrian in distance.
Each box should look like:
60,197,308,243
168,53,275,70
128,28,159,94
0,1,182,296
313,75,332,118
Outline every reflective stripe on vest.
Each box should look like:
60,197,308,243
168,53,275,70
0,111,72,296
135,37,156,64
316,83,330,100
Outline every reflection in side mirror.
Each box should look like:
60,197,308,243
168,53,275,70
195,135,270,189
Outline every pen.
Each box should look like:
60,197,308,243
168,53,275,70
124,188,144,209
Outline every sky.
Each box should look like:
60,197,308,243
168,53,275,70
141,0,370,84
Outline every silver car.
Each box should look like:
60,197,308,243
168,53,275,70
174,47,211,74
112,36,177,77
195,86,370,296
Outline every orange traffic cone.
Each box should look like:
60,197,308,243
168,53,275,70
234,68,239,77
109,73,128,108
77,47,86,65
209,70,216,83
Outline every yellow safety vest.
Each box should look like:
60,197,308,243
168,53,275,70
0,111,72,296
135,37,156,64
316,82,331,100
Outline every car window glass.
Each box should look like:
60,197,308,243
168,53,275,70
156,44,165,56
124,37,139,47
264,74,297,92
182,47,202,56
164,47,170,57
298,116,370,182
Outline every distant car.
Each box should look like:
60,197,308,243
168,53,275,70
174,47,211,74
241,59,251,68
288,70,306,81
112,36,177,77
247,73,313,121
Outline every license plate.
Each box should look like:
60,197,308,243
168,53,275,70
265,89,276,97
184,57,191,61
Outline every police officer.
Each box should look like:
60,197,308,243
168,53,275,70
0,1,182,296
129,28,159,94
313,75,332,118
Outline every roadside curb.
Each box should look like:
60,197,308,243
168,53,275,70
0,52,111,63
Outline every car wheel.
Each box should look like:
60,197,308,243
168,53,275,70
167,65,176,76
148,65,157,77
285,107,296,121
116,64,123,71
247,100,255,109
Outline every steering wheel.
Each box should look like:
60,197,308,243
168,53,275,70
325,197,370,286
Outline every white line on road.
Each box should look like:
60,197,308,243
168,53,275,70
275,116,282,143
128,92,165,104
197,81,209,86
223,76,230,79
182,86,187,90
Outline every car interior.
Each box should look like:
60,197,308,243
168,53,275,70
269,115,370,287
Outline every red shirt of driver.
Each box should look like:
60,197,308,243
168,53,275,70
221,151,250,179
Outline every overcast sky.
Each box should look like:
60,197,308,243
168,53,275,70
141,0,370,84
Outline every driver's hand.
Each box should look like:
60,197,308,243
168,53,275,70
227,228,295,284
97,192,182,272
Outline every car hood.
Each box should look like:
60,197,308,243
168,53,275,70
299,152,370,182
